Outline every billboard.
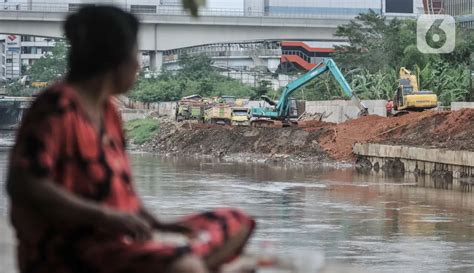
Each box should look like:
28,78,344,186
6,35,20,50
386,0,414,13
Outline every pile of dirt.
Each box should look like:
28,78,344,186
142,121,332,163
318,111,437,160
140,109,474,164
377,109,474,150
321,109,474,160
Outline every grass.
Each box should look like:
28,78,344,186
124,118,160,145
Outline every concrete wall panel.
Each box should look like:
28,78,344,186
305,100,386,123
451,102,474,111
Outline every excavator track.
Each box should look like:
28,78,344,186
251,120,283,128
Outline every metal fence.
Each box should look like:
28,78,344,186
0,2,361,19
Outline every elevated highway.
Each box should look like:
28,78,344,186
0,3,349,69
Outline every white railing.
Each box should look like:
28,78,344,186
0,2,360,19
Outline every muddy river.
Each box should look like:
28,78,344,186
1,146,474,273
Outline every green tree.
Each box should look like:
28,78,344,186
181,0,206,17
27,40,68,82
129,54,260,102
178,53,215,80
4,80,26,96
401,45,428,69
253,80,272,99
419,60,470,105
333,10,394,71
333,11,473,105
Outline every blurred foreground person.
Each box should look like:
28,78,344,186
7,6,254,273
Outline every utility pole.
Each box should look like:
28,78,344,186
470,52,474,101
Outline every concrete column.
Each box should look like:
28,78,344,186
149,51,163,71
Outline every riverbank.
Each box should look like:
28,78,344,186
133,109,474,169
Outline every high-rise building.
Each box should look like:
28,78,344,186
443,0,474,28
20,36,56,68
0,35,56,80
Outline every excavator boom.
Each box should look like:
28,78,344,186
251,58,368,126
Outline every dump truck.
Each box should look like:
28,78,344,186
176,95,205,122
204,104,232,125
220,96,237,106
231,107,250,126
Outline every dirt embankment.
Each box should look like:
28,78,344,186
142,122,332,164
140,109,474,164
376,109,474,150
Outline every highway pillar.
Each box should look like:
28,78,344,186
149,51,163,71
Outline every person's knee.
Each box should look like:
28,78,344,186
168,255,207,273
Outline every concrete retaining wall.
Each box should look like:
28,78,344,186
248,100,386,123
120,97,386,123
353,143,474,181
305,100,386,123
119,97,177,120
120,109,151,122
451,102,474,111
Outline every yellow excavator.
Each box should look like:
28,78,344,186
393,67,438,113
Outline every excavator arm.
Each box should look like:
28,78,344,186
273,58,368,118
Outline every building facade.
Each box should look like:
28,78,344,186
444,0,473,15
0,34,56,80
244,0,425,17
443,0,474,28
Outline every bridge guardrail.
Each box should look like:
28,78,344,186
0,2,361,19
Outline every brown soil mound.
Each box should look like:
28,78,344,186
319,111,436,160
142,109,474,163
377,109,474,150
144,123,331,162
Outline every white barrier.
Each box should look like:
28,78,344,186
122,98,387,124
451,102,474,111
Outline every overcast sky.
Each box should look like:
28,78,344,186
207,0,243,9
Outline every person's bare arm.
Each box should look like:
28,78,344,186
7,167,152,241
139,206,194,235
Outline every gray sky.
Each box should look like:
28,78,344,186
207,0,243,9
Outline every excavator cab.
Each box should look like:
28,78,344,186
394,79,412,110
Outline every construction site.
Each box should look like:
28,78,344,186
125,58,474,190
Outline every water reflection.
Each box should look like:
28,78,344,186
1,151,474,272
131,154,474,272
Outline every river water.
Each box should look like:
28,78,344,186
1,146,474,273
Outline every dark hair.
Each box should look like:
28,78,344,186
64,6,139,82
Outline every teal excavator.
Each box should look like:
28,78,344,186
250,58,368,127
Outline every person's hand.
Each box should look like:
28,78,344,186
157,222,196,238
100,209,152,242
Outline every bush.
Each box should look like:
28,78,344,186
129,54,267,102
124,118,159,145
